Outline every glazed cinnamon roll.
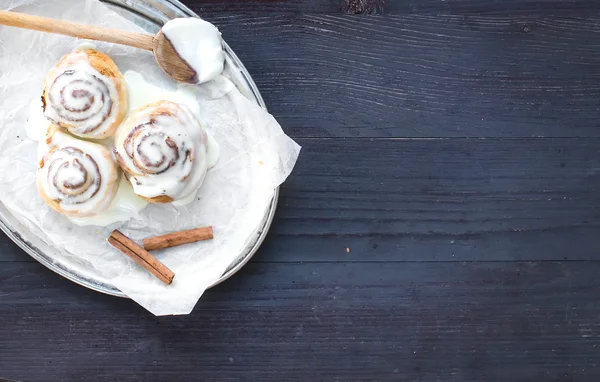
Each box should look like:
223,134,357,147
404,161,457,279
42,49,128,139
37,128,120,217
114,101,209,204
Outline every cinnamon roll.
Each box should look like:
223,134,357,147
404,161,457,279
114,100,209,204
37,127,120,217
42,49,128,139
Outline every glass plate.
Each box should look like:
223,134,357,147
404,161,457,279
0,0,277,298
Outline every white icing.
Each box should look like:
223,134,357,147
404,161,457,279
205,131,220,168
114,100,209,204
74,42,98,51
25,98,51,141
171,188,199,207
125,70,220,170
59,164,86,186
126,70,197,113
69,177,148,226
38,130,119,217
43,51,120,139
36,140,50,162
161,18,225,84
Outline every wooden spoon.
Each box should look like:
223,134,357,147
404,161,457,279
0,10,196,83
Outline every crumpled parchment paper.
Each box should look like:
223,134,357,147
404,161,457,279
0,0,300,315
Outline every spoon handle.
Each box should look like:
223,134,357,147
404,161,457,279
0,10,155,51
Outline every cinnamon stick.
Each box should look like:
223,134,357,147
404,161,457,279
143,226,214,251
108,230,175,285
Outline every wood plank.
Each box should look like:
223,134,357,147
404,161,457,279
2,138,600,263
264,137,600,262
207,14,600,137
1,261,600,380
0,230,28,262
191,0,600,16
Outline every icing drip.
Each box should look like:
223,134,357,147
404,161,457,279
114,101,209,203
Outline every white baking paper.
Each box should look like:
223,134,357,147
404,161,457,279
0,0,300,315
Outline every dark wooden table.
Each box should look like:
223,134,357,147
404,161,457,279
2,0,600,380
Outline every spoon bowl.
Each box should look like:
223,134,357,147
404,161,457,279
153,30,197,83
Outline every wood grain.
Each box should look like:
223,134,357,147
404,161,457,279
191,0,600,15
0,232,25,263
204,14,600,137
1,261,600,380
257,138,600,262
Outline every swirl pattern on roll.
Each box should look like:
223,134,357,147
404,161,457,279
37,129,119,217
42,49,127,139
114,101,208,204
